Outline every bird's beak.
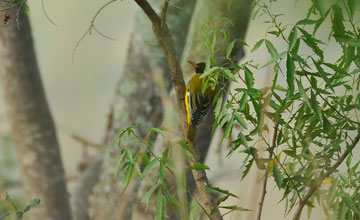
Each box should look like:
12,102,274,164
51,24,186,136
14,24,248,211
187,60,198,68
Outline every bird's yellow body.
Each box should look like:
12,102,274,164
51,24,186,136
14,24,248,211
185,63,216,126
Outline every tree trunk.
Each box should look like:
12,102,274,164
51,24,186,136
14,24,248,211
0,10,72,220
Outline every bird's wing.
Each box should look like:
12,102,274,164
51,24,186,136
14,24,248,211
188,91,210,125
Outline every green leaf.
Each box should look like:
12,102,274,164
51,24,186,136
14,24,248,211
322,114,331,132
178,140,194,154
214,94,223,118
273,164,283,189
348,0,355,18
296,79,311,108
312,0,325,18
236,39,248,46
200,67,220,79
299,28,324,60
125,148,134,164
296,19,318,25
251,39,264,52
223,68,237,82
286,55,295,96
221,118,234,144
219,205,251,211
206,184,239,198
140,158,158,178
115,152,126,174
337,37,360,47
288,27,298,51
226,40,236,59
149,127,164,137
329,178,338,202
121,164,134,191
312,59,334,93
265,40,279,60
291,52,310,68
21,199,40,215
159,160,166,180
154,190,163,220
216,195,229,206
23,3,30,15
239,93,247,111
210,32,217,54
233,112,247,129
323,63,350,77
238,132,248,148
310,91,323,123
346,152,352,168
190,162,210,170
332,4,346,41
339,173,350,185
244,66,254,89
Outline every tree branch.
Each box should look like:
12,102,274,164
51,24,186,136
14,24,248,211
133,0,220,219
292,133,360,220
257,123,279,220
161,0,169,27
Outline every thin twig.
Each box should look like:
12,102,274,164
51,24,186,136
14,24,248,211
72,0,117,63
160,0,169,27
41,0,57,26
257,123,279,220
292,134,360,220
71,135,102,149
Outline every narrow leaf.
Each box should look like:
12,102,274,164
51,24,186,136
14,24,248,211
296,19,318,25
190,162,210,170
296,79,311,108
244,66,254,89
154,190,163,220
233,112,247,129
310,91,323,123
348,0,355,18
178,140,194,154
299,28,324,60
251,39,264,52
331,4,346,41
200,67,219,79
223,68,237,82
312,0,325,18
220,205,251,211
286,54,295,96
288,27,298,51
140,158,158,178
312,59,334,93
226,40,236,59
265,40,279,60
273,164,283,189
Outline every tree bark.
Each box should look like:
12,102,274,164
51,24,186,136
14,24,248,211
0,10,72,220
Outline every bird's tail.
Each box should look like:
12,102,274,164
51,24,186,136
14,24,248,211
186,124,197,142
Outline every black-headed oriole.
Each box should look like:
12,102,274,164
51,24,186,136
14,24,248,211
185,61,216,128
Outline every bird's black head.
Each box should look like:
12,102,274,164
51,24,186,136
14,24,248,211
188,61,206,73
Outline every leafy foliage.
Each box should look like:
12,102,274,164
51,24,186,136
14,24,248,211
116,0,360,219
0,192,40,220
200,0,360,218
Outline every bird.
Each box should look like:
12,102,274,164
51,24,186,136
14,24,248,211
185,61,217,129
